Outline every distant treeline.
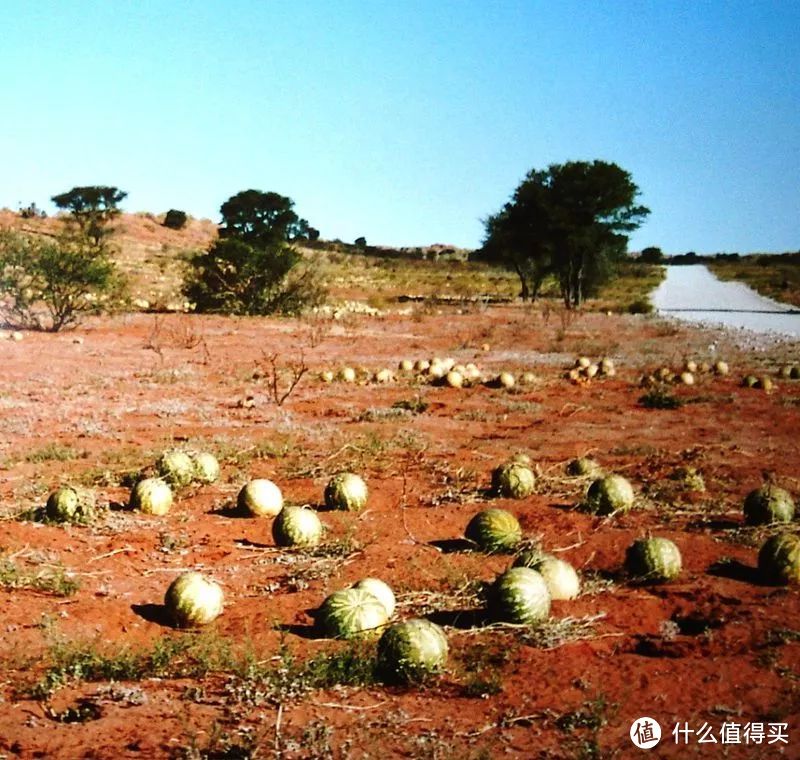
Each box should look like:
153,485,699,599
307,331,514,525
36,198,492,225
667,250,800,266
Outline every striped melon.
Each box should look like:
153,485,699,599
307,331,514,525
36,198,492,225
130,477,173,515
238,479,283,517
324,472,368,511
492,461,535,499
190,451,220,484
377,618,448,683
465,508,522,554
156,449,195,488
45,486,96,524
489,567,551,624
566,457,601,478
743,484,795,526
316,587,389,639
758,533,800,585
585,474,634,515
513,552,580,600
272,506,323,548
352,578,396,618
164,571,223,628
625,537,682,583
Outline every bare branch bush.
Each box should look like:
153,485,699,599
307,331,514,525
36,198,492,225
258,350,309,406
301,310,333,349
143,315,210,364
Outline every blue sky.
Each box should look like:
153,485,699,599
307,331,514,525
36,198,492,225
2,1,798,253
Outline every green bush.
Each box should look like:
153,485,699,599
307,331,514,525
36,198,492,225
163,209,188,230
628,298,654,314
184,237,325,315
0,230,124,331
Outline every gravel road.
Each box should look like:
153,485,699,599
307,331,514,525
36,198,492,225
651,265,800,338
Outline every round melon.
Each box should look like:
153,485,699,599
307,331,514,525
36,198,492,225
625,537,682,583
492,461,535,499
714,361,730,375
164,571,223,628
45,486,96,524
352,578,396,618
498,372,515,389
513,553,580,600
238,479,283,517
324,472,368,511
191,452,220,484
377,618,448,683
758,533,800,585
272,506,323,548
316,587,390,639
465,363,482,381
465,508,522,554
399,359,414,372
339,367,356,383
566,457,601,478
428,363,446,380
130,477,173,515
156,449,195,488
488,567,551,624
744,484,795,526
585,474,635,516
445,370,464,388
599,358,616,376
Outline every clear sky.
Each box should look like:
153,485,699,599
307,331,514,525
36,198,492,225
2,1,798,254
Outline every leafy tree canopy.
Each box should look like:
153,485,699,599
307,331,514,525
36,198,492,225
639,246,665,264
51,185,127,246
478,160,649,307
219,189,310,245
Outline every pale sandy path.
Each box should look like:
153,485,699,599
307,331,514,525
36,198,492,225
651,264,800,337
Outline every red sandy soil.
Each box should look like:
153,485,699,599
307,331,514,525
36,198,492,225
0,306,798,759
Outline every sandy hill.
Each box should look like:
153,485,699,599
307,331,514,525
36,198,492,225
0,209,506,310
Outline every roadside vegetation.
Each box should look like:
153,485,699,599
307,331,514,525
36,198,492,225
0,161,668,329
707,252,800,308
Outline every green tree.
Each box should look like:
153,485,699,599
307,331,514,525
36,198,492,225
479,161,649,307
219,189,309,245
184,191,325,315
0,229,123,331
477,172,553,301
639,246,665,264
51,186,127,247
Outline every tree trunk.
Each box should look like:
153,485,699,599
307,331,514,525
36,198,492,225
513,262,530,301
